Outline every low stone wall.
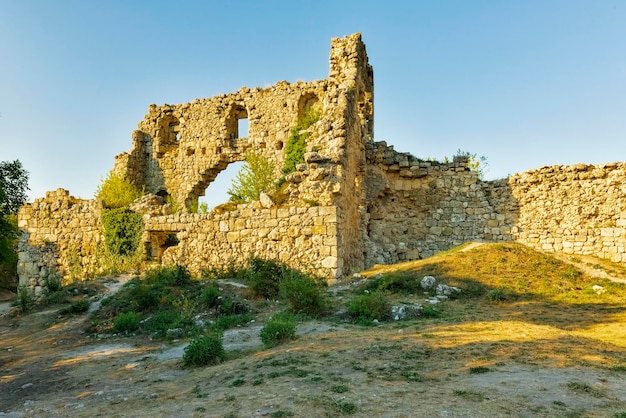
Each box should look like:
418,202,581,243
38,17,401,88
17,189,103,295
508,163,626,262
144,204,341,279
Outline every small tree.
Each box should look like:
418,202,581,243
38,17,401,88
95,171,143,209
454,149,490,180
0,160,29,215
0,160,29,290
228,153,276,203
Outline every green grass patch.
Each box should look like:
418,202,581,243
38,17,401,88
260,312,297,348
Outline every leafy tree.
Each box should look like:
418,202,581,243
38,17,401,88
0,160,29,215
95,171,143,209
0,160,29,290
228,153,276,203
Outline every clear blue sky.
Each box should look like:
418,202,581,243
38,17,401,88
1,0,625,207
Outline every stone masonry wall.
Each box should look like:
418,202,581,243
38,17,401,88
363,143,626,268
17,189,103,295
363,141,510,266
507,163,626,262
144,204,340,279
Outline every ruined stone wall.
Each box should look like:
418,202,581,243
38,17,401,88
114,33,373,220
143,204,341,279
17,189,104,295
16,33,626,292
507,163,626,262
363,141,512,266
362,144,626,267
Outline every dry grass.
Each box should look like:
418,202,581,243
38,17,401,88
2,242,626,417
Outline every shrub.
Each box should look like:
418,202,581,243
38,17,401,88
62,299,91,314
183,332,226,367
0,214,19,290
101,208,144,257
364,272,420,294
95,171,143,209
487,288,507,302
44,273,63,293
421,305,442,318
228,152,276,203
247,258,284,299
201,282,221,308
260,312,297,348
143,265,193,287
16,285,33,312
145,310,188,337
279,271,326,316
113,311,141,333
347,292,391,321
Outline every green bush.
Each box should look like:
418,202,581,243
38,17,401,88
95,171,143,209
347,292,391,321
487,288,507,302
0,214,19,290
143,265,193,287
421,305,442,318
201,282,221,308
145,309,189,337
247,258,284,299
279,271,326,316
113,311,141,333
228,152,277,203
283,108,319,175
364,272,420,294
260,312,297,348
61,299,91,315
183,332,226,367
101,208,144,257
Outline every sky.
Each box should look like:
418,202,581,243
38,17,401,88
1,0,625,208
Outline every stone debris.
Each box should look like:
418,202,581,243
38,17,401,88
420,276,437,290
391,304,423,321
592,285,606,295
436,284,461,297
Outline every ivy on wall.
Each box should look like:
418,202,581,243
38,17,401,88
282,108,320,175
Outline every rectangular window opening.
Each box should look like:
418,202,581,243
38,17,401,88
237,118,249,138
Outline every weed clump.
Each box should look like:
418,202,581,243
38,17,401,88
260,312,297,348
347,292,391,322
113,311,141,333
183,332,226,367
279,270,327,316
60,299,91,315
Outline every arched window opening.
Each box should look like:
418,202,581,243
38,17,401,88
197,161,246,211
297,93,321,120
